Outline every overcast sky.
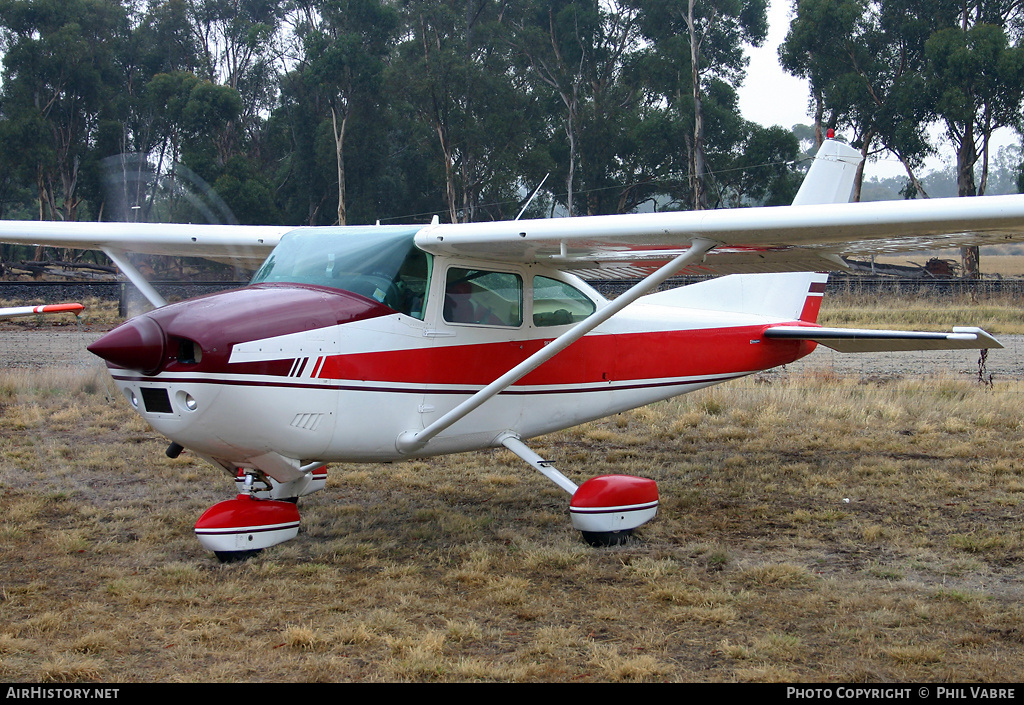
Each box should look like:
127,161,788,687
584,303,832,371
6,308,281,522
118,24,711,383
736,1,1022,181
735,2,811,132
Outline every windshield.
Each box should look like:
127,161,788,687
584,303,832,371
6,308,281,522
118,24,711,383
251,226,430,318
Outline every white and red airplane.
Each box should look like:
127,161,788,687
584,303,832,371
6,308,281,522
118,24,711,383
1,139,1023,561
0,302,84,320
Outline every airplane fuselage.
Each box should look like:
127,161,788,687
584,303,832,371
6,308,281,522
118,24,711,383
92,254,818,481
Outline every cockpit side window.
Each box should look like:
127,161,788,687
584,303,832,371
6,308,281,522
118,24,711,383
392,247,431,319
532,276,596,326
443,267,523,327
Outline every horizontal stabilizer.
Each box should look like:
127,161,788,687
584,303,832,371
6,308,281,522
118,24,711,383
764,325,1002,353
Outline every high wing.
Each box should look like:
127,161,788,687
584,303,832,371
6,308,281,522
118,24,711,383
0,222,292,269
409,141,1024,276
0,221,293,307
0,303,84,320
6,197,1024,278
413,195,1024,278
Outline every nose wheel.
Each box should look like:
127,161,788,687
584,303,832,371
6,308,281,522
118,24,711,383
580,530,634,547
194,472,302,562
215,549,263,563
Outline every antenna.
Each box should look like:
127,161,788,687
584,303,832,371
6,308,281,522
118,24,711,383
516,173,550,221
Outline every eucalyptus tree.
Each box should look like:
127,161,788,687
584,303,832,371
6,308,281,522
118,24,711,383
713,123,801,207
926,5,1024,200
278,0,399,225
780,0,958,201
390,0,544,223
0,0,131,223
926,5,1024,276
626,0,768,210
510,0,652,216
184,0,287,165
781,0,1024,275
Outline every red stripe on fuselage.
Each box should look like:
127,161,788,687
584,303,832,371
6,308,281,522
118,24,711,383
314,325,815,387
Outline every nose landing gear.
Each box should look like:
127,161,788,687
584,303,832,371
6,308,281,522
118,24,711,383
194,471,303,563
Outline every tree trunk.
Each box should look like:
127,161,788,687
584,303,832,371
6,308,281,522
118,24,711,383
899,159,929,199
956,126,980,278
687,0,707,211
331,107,348,226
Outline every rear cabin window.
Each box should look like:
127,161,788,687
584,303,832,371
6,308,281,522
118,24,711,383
532,276,596,326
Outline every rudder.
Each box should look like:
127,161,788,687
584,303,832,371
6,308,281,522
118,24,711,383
792,139,863,206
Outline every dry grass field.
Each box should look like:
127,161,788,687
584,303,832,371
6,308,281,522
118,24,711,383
0,289,1023,682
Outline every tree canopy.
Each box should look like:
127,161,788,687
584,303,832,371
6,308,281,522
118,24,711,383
0,0,804,236
0,0,1020,279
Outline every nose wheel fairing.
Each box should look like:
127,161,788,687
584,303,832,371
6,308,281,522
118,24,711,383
194,494,301,558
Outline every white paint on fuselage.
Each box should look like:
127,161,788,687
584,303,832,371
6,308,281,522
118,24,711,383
114,271,818,480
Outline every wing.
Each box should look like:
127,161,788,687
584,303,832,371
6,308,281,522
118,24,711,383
413,194,1024,277
0,221,294,269
0,303,84,320
3,139,1024,279
0,221,296,308
408,139,1024,276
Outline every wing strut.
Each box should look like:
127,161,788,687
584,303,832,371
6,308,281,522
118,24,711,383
395,238,719,454
103,248,167,308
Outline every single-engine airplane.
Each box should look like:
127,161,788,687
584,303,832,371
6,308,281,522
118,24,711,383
2,138,1024,561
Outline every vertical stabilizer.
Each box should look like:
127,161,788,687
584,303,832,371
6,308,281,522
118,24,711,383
791,139,863,206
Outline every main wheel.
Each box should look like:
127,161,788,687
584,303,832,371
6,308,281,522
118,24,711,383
580,529,633,547
214,549,262,563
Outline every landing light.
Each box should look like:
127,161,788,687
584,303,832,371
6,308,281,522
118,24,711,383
180,392,198,411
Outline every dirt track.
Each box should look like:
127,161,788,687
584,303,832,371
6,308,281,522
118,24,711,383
1,326,1020,380
0,329,107,370
771,334,1023,381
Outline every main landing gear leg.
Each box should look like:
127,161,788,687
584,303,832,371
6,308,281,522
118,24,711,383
498,433,659,547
